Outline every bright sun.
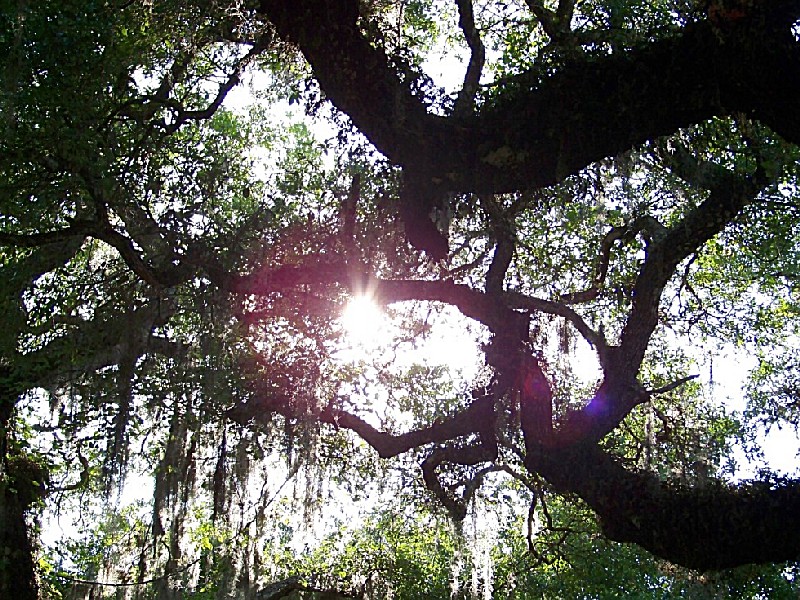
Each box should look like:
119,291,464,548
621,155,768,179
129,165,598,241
338,295,485,381
340,295,387,347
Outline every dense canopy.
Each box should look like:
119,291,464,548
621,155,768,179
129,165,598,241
2,0,800,598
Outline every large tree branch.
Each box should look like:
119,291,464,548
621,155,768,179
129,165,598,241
213,257,517,334
259,0,442,163
528,443,800,570
0,215,189,289
257,1,800,257
617,169,764,374
0,221,95,248
472,6,800,194
549,166,767,446
1,297,177,406
228,381,495,460
324,394,494,459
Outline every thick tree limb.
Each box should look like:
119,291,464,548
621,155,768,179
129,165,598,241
217,261,348,295
257,0,800,200
207,256,523,337
327,396,493,460
232,389,495,460
0,221,95,248
517,352,555,450
0,216,190,289
528,443,800,570
256,0,800,258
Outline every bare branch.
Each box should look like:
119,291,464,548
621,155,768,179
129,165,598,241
480,195,515,295
421,441,497,521
117,36,272,134
49,449,90,493
445,249,490,279
561,215,667,305
647,374,699,395
230,392,495,460
560,224,628,304
453,0,485,117
617,168,763,373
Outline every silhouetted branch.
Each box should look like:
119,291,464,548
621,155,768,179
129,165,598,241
648,374,699,395
453,0,485,117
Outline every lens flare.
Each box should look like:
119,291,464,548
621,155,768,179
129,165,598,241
340,295,386,346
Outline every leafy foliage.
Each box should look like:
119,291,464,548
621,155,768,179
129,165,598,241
2,0,800,598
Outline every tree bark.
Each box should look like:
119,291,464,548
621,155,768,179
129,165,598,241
258,0,800,195
0,433,47,600
528,443,800,570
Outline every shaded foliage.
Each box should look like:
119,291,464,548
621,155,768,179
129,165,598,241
2,0,800,598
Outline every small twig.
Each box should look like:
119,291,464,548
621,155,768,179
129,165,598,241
648,374,699,396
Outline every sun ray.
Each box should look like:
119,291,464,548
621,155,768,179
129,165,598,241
340,294,387,348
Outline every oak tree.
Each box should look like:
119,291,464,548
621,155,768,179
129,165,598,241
2,0,800,597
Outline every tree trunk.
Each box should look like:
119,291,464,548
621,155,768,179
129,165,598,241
0,473,40,600
0,415,46,600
